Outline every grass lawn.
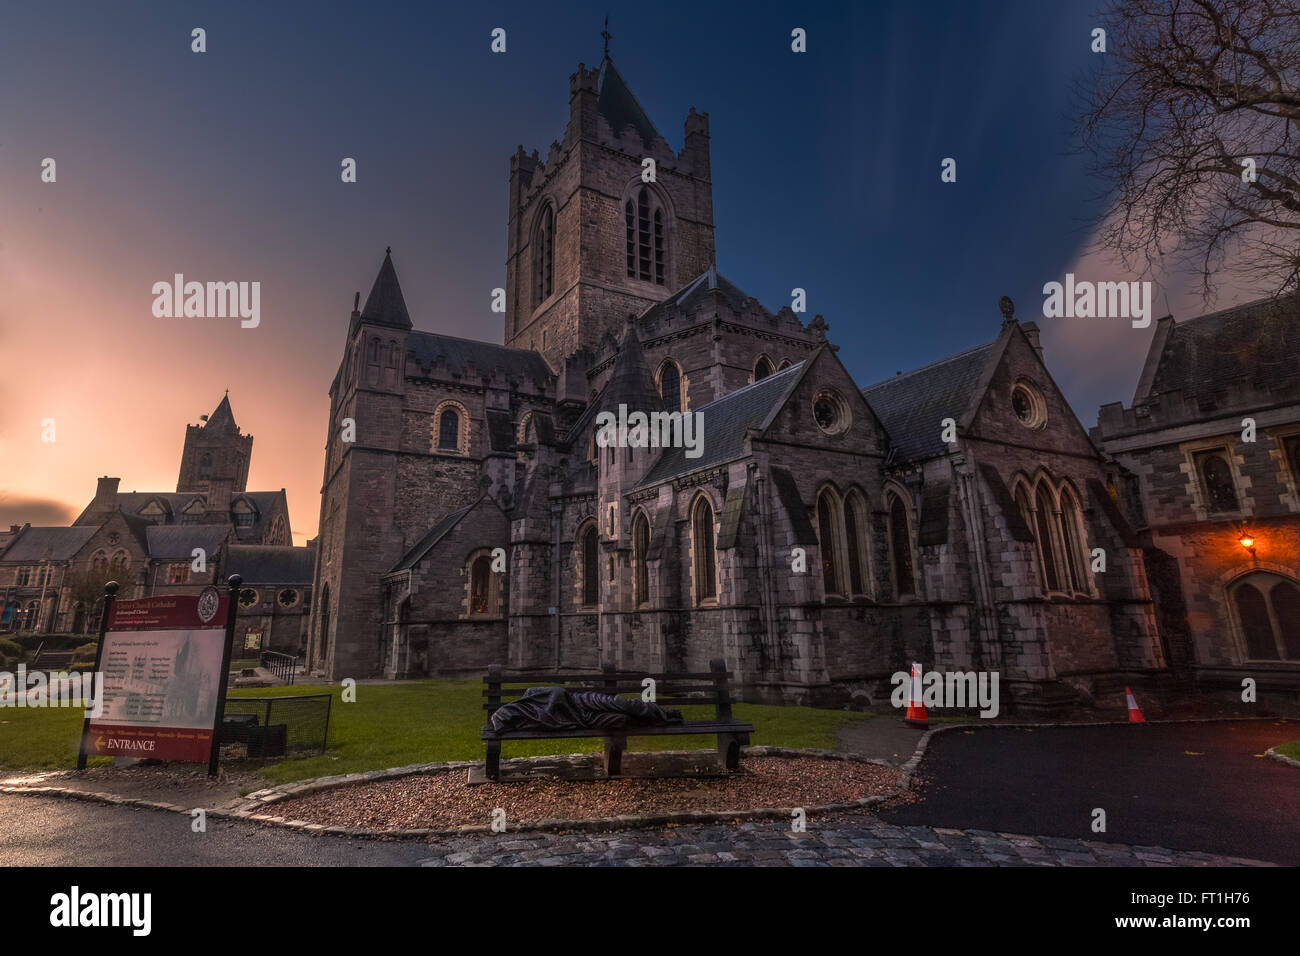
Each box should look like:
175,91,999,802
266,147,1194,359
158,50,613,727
0,679,870,784
1275,739,1300,762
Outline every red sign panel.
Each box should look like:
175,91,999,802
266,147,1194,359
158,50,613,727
83,587,232,764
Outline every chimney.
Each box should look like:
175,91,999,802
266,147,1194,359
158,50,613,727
1020,321,1044,362
8,524,20,535
93,476,120,511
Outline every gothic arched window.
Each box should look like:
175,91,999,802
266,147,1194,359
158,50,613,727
438,409,460,451
470,555,492,615
533,204,555,306
844,490,869,596
626,187,665,285
1197,451,1239,513
816,489,843,597
754,356,774,381
1231,573,1300,661
692,496,718,604
658,360,681,415
1058,485,1088,592
580,523,599,607
199,453,212,480
887,493,915,597
1033,484,1062,591
632,511,650,607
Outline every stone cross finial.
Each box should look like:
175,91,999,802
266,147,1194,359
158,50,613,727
602,16,612,56
998,296,1015,321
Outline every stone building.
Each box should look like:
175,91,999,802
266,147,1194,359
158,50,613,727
1095,297,1300,707
306,49,1169,713
0,395,313,656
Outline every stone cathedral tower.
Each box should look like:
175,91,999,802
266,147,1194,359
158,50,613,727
504,50,717,370
176,393,252,494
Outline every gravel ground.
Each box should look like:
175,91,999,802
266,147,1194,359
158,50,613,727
270,756,900,830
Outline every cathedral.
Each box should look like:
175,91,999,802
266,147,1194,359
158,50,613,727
0,395,315,657
305,49,1298,713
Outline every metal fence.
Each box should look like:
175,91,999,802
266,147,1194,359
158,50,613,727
260,650,298,685
220,693,331,759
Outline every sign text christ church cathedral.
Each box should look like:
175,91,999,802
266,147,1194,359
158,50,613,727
304,46,1176,714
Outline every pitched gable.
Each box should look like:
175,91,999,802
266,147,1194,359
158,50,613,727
964,324,1101,459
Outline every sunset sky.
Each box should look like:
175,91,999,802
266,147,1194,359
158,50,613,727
0,1,1261,545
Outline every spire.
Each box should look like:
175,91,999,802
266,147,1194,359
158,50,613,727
359,248,412,330
205,393,237,433
600,320,663,416
596,55,664,150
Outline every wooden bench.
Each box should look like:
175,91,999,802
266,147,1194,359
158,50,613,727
481,659,754,781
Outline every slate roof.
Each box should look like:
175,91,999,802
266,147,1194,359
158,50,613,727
145,525,230,561
360,249,412,329
86,491,281,517
597,56,664,148
1144,296,1299,401
225,545,315,584
0,527,97,562
639,266,774,327
639,362,804,487
861,341,999,464
407,331,553,383
391,502,476,573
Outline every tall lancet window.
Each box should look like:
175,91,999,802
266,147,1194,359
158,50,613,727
658,360,682,416
533,205,554,306
626,187,665,286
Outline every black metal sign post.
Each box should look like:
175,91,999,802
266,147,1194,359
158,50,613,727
207,573,242,778
76,581,119,771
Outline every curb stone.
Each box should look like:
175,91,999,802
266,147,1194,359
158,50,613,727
1264,745,1300,769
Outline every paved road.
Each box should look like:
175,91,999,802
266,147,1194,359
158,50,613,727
0,793,1263,867
876,721,1300,865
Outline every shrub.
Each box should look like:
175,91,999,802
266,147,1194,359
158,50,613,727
71,642,99,663
0,639,23,660
14,634,85,652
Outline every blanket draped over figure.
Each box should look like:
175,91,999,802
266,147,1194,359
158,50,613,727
488,686,684,733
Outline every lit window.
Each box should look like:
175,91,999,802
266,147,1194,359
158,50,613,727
1231,573,1300,661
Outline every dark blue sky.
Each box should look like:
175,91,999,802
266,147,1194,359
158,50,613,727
5,0,1222,538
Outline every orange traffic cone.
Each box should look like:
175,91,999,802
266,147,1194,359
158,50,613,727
1125,686,1145,723
904,662,929,727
